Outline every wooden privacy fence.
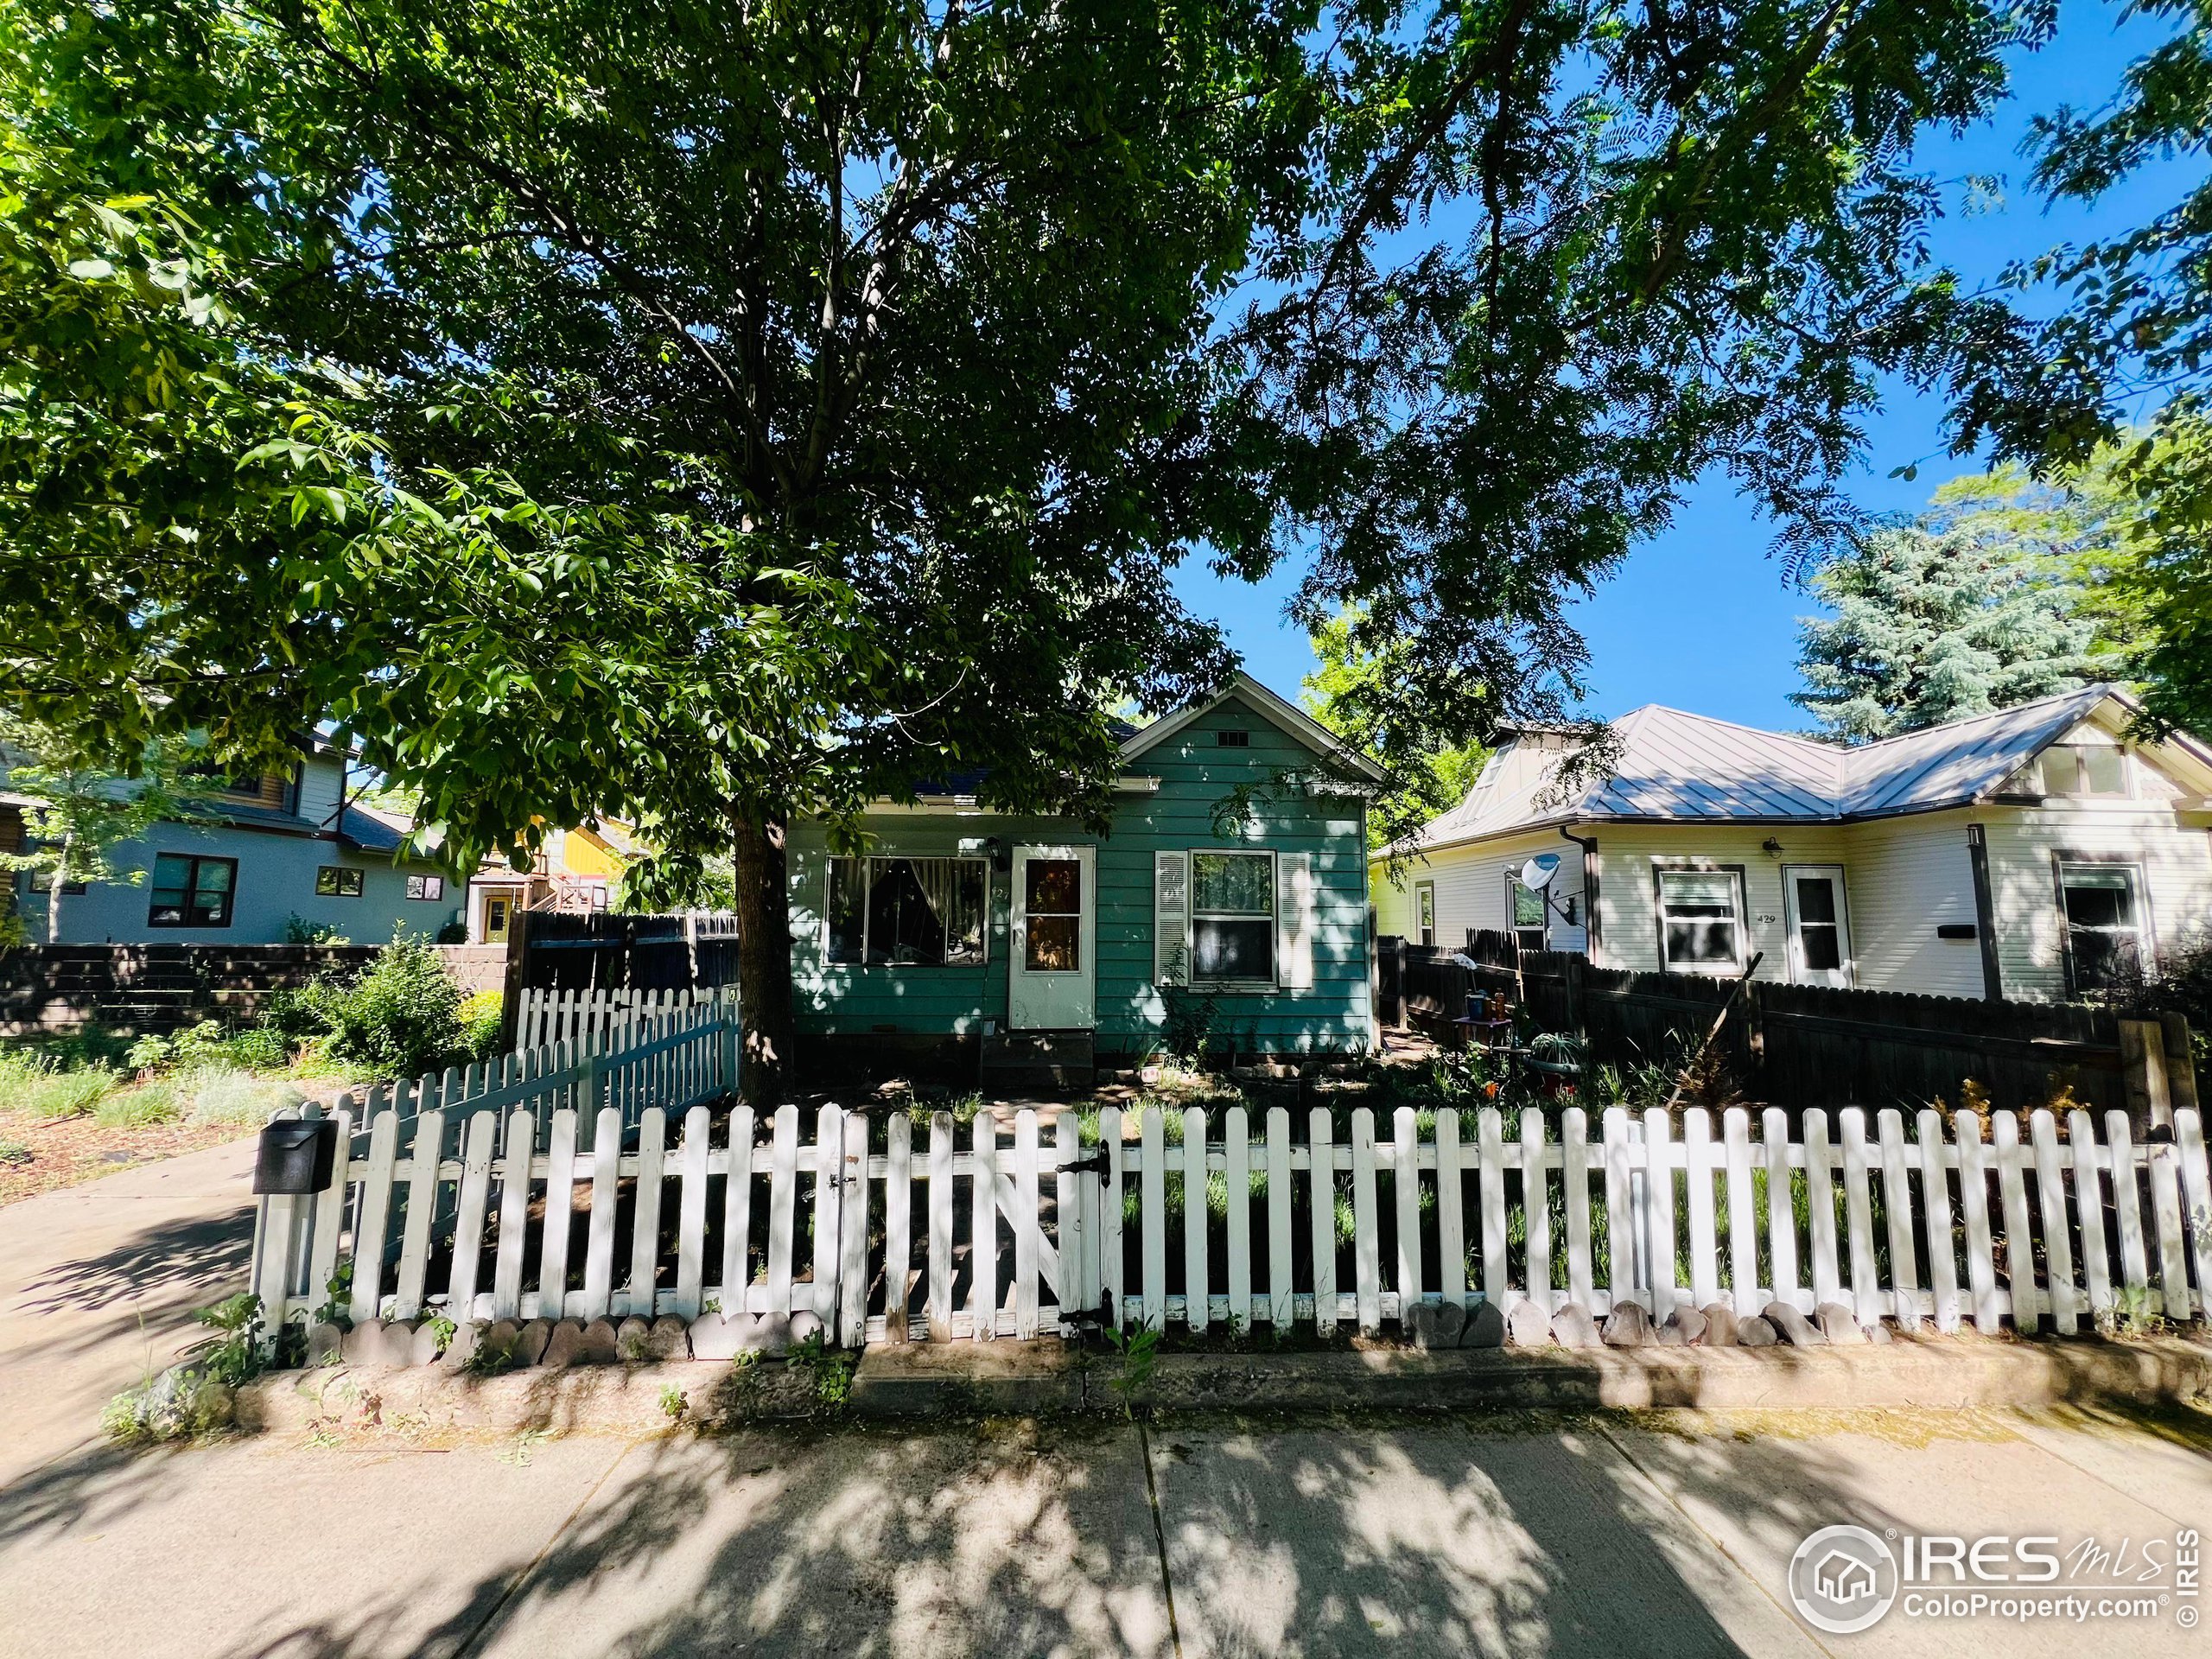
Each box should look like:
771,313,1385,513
256,1095,2212,1347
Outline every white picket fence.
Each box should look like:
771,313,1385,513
512,985,718,1052
256,1094,2212,1347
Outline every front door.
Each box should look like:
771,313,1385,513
1783,866,1853,988
482,888,521,946
1009,846,1095,1029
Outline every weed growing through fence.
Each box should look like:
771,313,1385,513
423,1313,458,1359
2115,1286,2169,1340
313,1261,353,1330
463,1330,523,1378
104,1292,273,1446
659,1384,688,1424
1104,1325,1160,1419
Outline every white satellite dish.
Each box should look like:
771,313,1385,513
1516,853,1562,890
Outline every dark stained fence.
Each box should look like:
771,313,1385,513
1386,930,2148,1117
499,909,741,1049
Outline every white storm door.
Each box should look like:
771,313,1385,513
1783,866,1853,988
1009,845,1096,1029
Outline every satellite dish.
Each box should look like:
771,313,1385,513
1516,853,1562,891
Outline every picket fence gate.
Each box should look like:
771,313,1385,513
512,985,719,1052
256,1094,2212,1348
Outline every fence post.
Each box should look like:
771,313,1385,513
2159,1012,2200,1119
576,1048,601,1150
498,906,533,1053
2120,1019,2175,1136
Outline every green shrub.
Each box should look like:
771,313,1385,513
323,934,464,1077
0,1053,119,1119
283,912,351,945
458,990,505,1063
257,980,349,1043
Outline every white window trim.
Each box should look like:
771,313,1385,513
1190,846,1278,990
1506,872,1548,954
1653,861,1748,976
1414,880,1436,948
824,854,992,969
2055,855,2152,995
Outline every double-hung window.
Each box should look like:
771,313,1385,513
149,854,237,928
1656,867,1744,974
1191,850,1275,984
2058,861,2146,993
1414,881,1436,948
825,856,988,966
1510,879,1547,955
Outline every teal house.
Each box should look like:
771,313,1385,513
785,675,1385,1083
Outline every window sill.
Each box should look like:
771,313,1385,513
1191,980,1281,996
1661,962,1740,977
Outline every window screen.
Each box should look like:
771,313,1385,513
2060,863,2143,991
1658,868,1741,971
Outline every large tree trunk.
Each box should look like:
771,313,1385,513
730,808,795,1106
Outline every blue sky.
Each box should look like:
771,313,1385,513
1174,1,2191,730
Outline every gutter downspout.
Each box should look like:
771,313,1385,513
1558,823,1599,962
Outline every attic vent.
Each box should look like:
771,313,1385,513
1217,728,1250,748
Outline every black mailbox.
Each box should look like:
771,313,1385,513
254,1117,338,1196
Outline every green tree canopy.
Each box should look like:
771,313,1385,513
1303,607,1487,847
1790,490,2107,741
3,0,2202,1097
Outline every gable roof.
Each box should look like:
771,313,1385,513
1121,672,1389,785
1410,683,2199,852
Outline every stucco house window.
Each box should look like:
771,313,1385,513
825,856,988,966
406,874,445,901
1656,867,1744,974
315,866,365,897
149,854,236,927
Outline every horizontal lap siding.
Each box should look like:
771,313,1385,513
1980,803,2212,1001
1834,810,1985,998
786,692,1373,1052
1376,832,1586,952
1588,824,1852,981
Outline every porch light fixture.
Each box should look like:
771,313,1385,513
1762,836,1785,860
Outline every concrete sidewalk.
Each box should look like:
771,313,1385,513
3,1405,2209,1657
0,1135,259,1491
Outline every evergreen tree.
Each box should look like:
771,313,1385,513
1791,511,2104,742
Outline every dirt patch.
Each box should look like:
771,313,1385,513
0,1108,251,1205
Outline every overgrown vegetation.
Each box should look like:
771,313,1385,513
102,1292,275,1446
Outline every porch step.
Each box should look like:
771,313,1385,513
979,1028,1094,1092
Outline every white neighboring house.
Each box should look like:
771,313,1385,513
1372,684,2212,1002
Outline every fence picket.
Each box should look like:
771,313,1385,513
1602,1108,1635,1308
306,1104,354,1317
2151,1135,2192,1322
1211,1107,1244,1329
2177,1112,2212,1321
766,1105,798,1321
2107,1110,2151,1300
1803,1109,1842,1311
721,1107,755,1313
1392,1106,1421,1320
1916,1107,1961,1334
582,1105,622,1320
627,1109,667,1319
350,1100,398,1324
674,1104,710,1319
2069,1108,2113,1328
1101,1107,1125,1331
813,1106,845,1325
1993,1112,2041,1331
1683,1109,1718,1311
447,1109,499,1320
1877,1109,1922,1328
1522,1109,1552,1317
1720,1109,1757,1319
1183,1107,1209,1334
1643,1108,1678,1323
493,1107,535,1320
886,1113,912,1342
972,1112,998,1340
539,1108,578,1319
929,1111,956,1336
1956,1109,2002,1333
1478,1107,1508,1310
1014,1110,1041,1342
1436,1108,1466,1311
1141,1108,1166,1331
1762,1106,1799,1315
1309,1109,1338,1332
1562,1107,1595,1313
1267,1107,1294,1327
393,1107,445,1321
840,1109,869,1345
1838,1109,1879,1329
2029,1109,2078,1336
1351,1109,1381,1332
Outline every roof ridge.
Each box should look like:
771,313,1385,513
1847,682,2118,753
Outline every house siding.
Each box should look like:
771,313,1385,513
1374,830,1589,953
787,691,1373,1057
16,756,458,944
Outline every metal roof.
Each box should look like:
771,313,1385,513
1411,683,2151,850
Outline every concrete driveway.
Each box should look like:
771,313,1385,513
0,1135,259,1491
3,1407,2209,1658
